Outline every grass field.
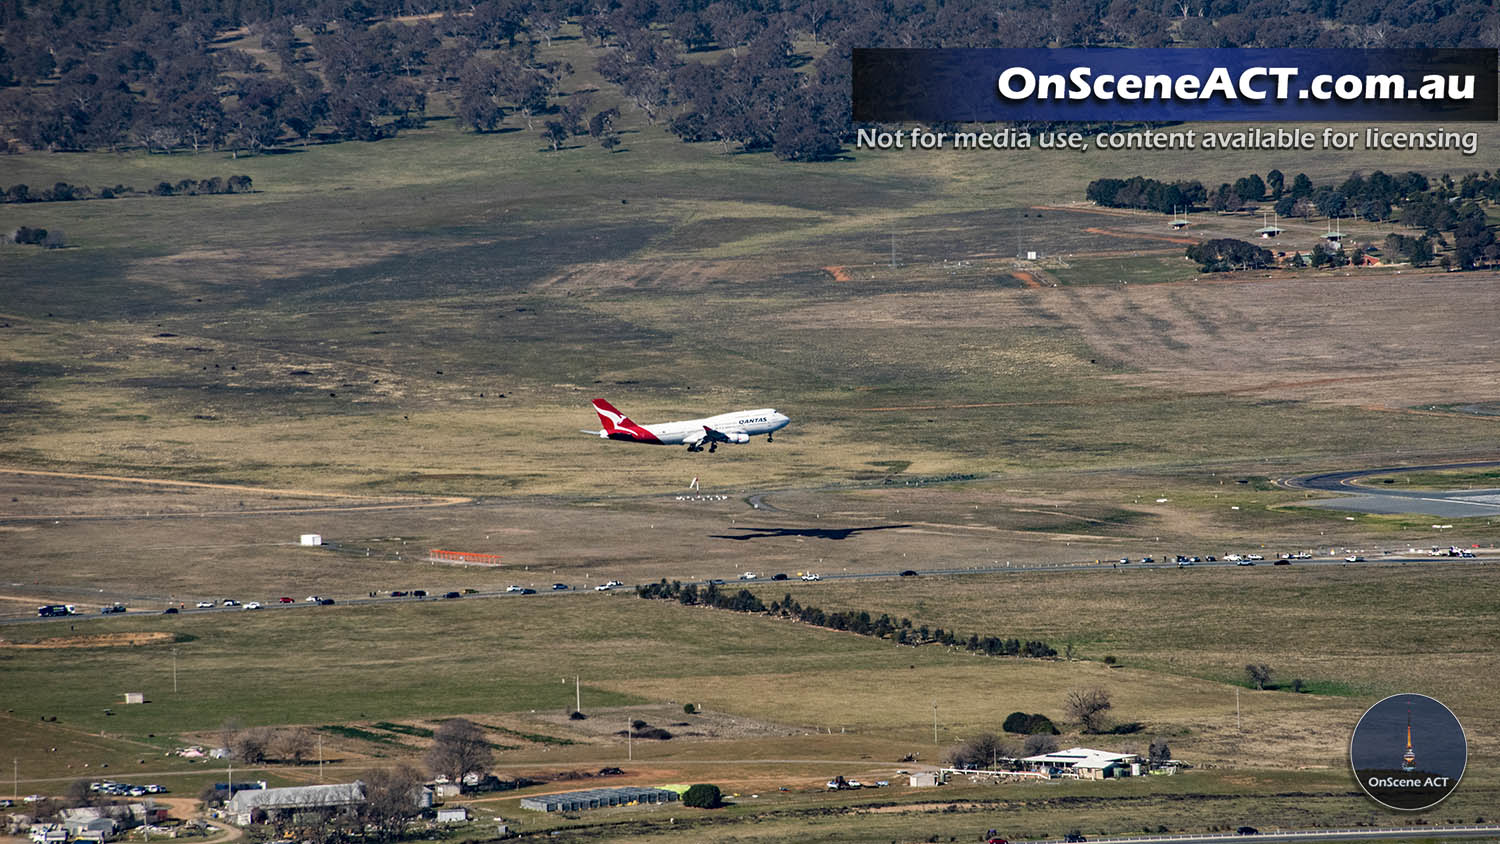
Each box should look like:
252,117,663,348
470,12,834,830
6,31,1500,836
3,571,1498,839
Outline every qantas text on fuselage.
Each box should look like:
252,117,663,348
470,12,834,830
585,399,789,453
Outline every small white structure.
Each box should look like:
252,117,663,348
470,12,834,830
908,771,943,787
435,807,468,824
122,692,144,705
299,534,323,546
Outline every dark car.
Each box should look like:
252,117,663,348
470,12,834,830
443,591,461,599
1273,559,1291,565
1141,556,1154,563
101,603,127,614
1065,833,1087,843
520,588,537,595
899,569,918,577
278,596,294,603
162,607,179,614
412,590,427,597
552,583,569,590
319,598,335,605
390,590,408,597
1237,827,1259,836
1204,555,1217,562
771,573,789,581
708,578,725,585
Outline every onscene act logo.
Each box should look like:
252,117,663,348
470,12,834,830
1350,693,1466,811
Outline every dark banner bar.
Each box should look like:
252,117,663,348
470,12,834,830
852,48,1498,122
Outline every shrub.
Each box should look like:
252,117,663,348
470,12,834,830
1002,711,1058,735
681,784,721,808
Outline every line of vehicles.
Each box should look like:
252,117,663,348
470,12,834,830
32,543,1488,618
89,781,167,797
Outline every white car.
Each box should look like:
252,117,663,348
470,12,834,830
739,571,757,580
243,601,262,609
195,600,215,608
506,585,525,593
801,573,821,581
595,583,613,591
305,595,321,602
221,599,240,607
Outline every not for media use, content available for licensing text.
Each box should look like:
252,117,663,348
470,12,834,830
854,126,1480,155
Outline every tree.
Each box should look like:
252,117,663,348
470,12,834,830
425,718,492,783
1064,687,1112,733
1148,737,1171,766
65,779,97,806
360,764,424,842
1245,663,1273,690
1002,711,1057,735
540,120,568,151
1266,169,1285,198
272,727,315,764
232,726,275,763
1022,733,1058,756
1289,172,1314,198
945,732,1010,769
682,783,722,808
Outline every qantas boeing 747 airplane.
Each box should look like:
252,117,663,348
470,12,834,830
584,399,790,452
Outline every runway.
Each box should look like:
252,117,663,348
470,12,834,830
1285,461,1500,518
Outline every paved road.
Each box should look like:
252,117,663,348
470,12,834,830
1029,827,1500,844
1287,461,1500,518
4,550,1493,626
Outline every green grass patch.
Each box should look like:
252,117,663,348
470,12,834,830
318,725,412,746
371,721,435,738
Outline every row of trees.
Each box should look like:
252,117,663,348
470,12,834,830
635,579,1058,658
1185,238,1276,272
1,176,251,204
9,0,1500,157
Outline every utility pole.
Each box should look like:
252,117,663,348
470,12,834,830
172,648,178,694
318,734,324,782
575,676,581,714
1236,687,1242,733
627,718,633,762
932,700,938,744
13,758,17,800
890,232,897,268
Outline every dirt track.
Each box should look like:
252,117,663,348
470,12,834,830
0,631,175,648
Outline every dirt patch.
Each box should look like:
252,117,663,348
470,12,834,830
824,266,854,282
0,631,175,648
861,801,990,814
1009,271,1044,289
1083,227,1199,245
531,704,809,741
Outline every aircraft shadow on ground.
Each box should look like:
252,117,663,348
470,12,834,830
710,524,913,541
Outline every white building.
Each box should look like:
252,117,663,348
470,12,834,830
435,807,468,824
1019,747,1139,780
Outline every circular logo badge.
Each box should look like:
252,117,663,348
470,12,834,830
1350,693,1466,811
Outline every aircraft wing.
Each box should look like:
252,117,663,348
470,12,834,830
683,427,710,447
701,425,750,444
580,429,604,436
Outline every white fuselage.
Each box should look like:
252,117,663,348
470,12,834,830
643,408,789,444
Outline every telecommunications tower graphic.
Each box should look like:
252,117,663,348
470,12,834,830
1401,707,1417,772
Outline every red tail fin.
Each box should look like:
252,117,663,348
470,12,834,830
592,398,633,433
591,399,662,444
